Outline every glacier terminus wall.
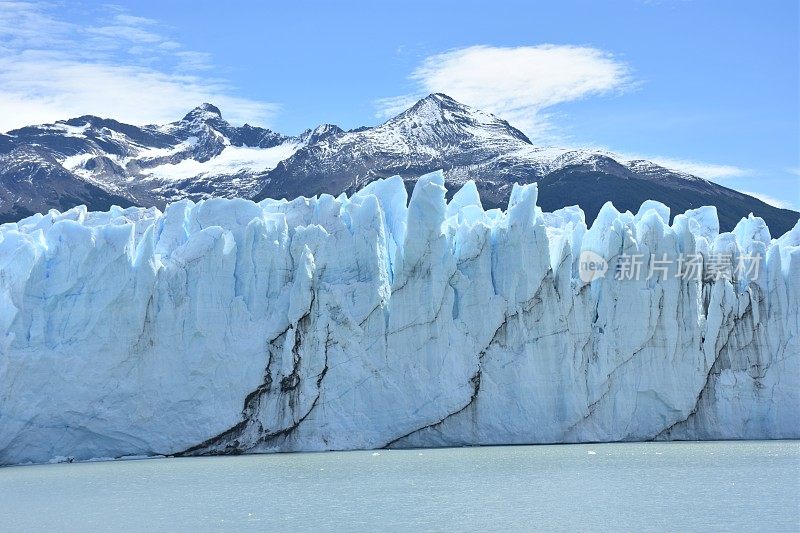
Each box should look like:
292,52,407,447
0,171,798,466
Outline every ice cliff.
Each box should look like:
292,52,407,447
0,171,798,465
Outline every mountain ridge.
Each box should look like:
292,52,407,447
1,93,797,235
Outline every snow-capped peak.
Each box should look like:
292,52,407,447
391,93,484,126
380,93,532,146
181,103,224,123
300,123,344,144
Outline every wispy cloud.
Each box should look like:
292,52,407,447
375,44,633,143
739,191,794,210
613,152,748,180
0,2,278,131
373,95,425,119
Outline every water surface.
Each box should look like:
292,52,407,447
1,441,797,531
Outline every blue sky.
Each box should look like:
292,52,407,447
0,0,798,209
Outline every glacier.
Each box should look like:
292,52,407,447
0,170,797,466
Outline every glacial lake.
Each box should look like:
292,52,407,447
1,441,797,531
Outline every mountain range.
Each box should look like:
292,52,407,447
1,93,797,234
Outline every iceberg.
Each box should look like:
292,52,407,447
0,171,797,465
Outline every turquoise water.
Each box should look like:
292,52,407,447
1,441,797,531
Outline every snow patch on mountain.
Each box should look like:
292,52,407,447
140,142,302,181
135,136,200,161
51,122,93,138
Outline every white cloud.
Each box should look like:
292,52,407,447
739,191,794,210
378,43,755,185
86,24,164,44
376,44,632,142
0,2,279,131
174,51,214,72
112,14,158,27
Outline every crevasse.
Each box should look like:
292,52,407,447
0,171,797,465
